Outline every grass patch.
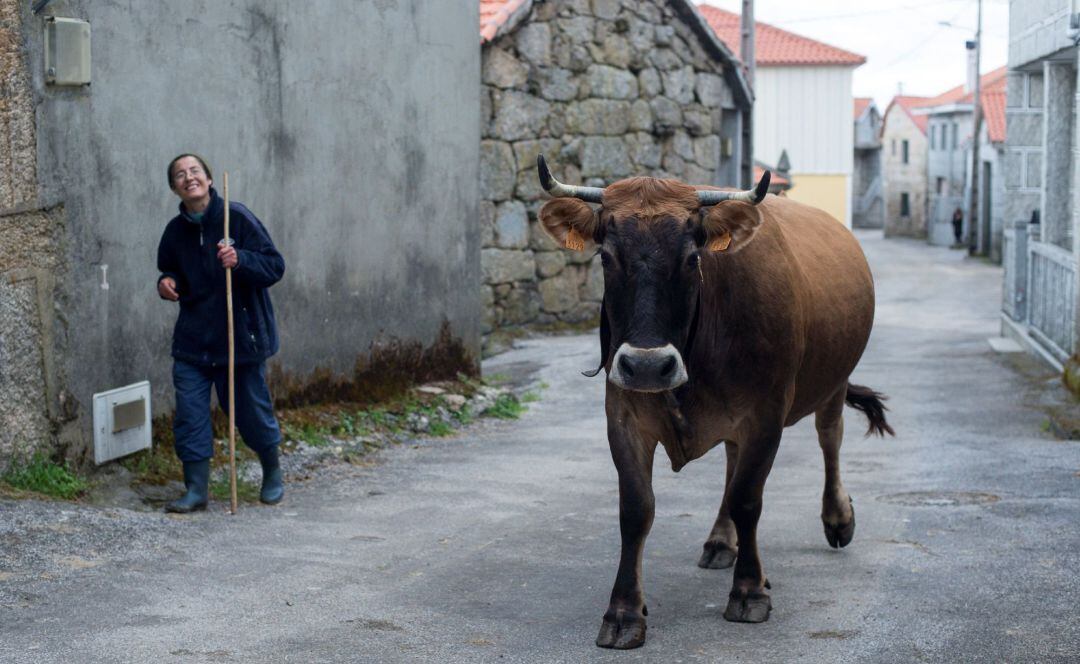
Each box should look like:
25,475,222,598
483,393,526,419
521,390,541,403
1,454,88,500
209,474,261,503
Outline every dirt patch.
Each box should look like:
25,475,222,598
270,320,476,409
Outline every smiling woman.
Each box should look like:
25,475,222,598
156,153,287,513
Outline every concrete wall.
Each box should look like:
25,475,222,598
926,109,973,246
1008,0,1073,67
882,104,929,237
478,0,749,338
0,0,480,466
1004,70,1044,234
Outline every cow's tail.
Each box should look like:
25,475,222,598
844,382,895,437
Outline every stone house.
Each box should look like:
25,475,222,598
852,97,884,229
922,67,1007,248
1000,0,1080,372
881,96,931,237
0,1,481,468
701,4,865,227
478,0,753,337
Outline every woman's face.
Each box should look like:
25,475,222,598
170,156,212,206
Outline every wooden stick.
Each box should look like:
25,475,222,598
224,171,238,515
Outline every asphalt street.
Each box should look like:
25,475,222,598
2,231,1079,663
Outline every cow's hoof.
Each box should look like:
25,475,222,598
596,607,647,649
723,589,771,623
823,498,855,548
697,540,737,569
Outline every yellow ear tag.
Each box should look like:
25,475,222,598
565,228,586,251
707,231,732,252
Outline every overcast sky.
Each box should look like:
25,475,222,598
700,0,1010,109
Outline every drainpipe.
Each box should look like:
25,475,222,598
741,0,755,188
1068,0,1080,42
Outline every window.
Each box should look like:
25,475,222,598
936,177,945,194
952,122,958,149
931,125,937,150
891,139,896,156
900,192,910,217
902,140,909,164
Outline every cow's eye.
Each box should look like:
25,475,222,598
599,250,614,268
685,253,700,270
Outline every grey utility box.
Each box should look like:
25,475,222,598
44,16,91,85
93,381,151,464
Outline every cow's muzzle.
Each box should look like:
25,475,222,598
608,343,688,392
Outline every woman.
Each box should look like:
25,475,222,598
157,154,286,513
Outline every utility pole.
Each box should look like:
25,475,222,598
967,0,983,255
741,0,755,89
740,0,755,187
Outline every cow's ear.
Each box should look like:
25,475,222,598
700,201,763,253
539,198,599,251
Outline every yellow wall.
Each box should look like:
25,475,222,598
785,173,849,226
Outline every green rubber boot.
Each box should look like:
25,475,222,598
258,446,284,505
165,459,210,513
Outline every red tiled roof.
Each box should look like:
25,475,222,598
885,95,934,134
698,4,866,67
754,165,789,187
982,89,1006,143
921,66,1008,107
480,0,528,44
854,97,872,120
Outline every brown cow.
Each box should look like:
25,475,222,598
535,155,893,649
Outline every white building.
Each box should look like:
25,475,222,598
701,4,865,227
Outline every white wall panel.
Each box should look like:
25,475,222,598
753,66,855,175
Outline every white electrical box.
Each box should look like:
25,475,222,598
93,381,151,465
44,16,91,86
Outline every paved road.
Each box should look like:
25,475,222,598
3,232,1079,663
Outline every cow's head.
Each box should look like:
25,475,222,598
537,155,769,393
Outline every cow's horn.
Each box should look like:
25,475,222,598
537,154,605,203
697,170,771,207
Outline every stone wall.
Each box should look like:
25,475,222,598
882,105,929,238
479,0,743,336
0,0,35,210
0,207,71,471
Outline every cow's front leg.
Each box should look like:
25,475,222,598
596,419,656,649
723,425,781,623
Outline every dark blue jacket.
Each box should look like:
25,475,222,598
157,188,285,367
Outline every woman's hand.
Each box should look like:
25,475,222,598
217,241,238,269
159,277,180,301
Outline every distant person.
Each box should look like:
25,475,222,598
156,154,286,513
952,207,964,246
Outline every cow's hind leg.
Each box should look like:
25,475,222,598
817,386,855,548
596,421,656,650
698,442,738,569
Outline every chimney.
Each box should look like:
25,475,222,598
965,40,977,93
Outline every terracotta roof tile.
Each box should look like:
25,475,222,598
754,165,789,186
982,89,1006,143
480,0,529,44
885,95,934,134
921,65,1008,107
854,97,872,120
698,4,866,67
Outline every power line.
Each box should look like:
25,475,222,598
770,0,972,25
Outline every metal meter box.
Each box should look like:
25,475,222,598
93,381,151,464
44,16,91,86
